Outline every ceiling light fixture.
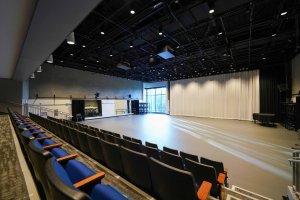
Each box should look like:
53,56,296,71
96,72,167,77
280,11,287,16
158,26,163,35
30,73,35,79
66,32,75,45
46,54,53,63
70,53,73,56
129,40,133,48
130,10,135,14
209,9,215,14
82,45,86,48
272,33,277,37
84,65,87,68
262,57,266,60
100,31,105,35
110,50,113,57
37,66,42,73
218,32,223,35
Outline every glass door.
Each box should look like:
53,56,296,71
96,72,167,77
146,87,166,113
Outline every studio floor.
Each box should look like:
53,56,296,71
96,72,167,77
82,114,298,199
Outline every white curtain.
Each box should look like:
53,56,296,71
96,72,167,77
170,70,260,120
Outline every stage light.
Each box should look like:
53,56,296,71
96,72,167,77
66,32,75,45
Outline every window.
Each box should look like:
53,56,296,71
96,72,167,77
146,87,167,113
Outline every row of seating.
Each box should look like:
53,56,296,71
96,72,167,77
30,113,227,200
8,110,128,200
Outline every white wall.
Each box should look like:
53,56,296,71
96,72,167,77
30,64,143,100
170,70,260,120
292,52,300,101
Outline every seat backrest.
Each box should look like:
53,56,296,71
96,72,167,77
100,140,123,175
28,140,53,197
131,137,142,145
122,135,132,141
180,151,199,163
143,145,160,160
104,133,116,143
145,141,158,149
69,128,81,148
86,134,105,163
185,158,219,196
200,157,224,176
163,146,179,155
45,158,91,200
148,158,198,200
76,130,91,155
161,151,184,169
120,147,152,193
124,140,142,153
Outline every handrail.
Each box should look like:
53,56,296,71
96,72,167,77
27,104,71,119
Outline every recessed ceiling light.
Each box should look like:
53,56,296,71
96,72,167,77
209,9,215,14
272,33,277,37
159,32,163,36
96,60,99,63
82,45,86,48
262,57,266,60
176,46,180,49
100,31,105,35
280,11,287,16
110,54,113,57
70,53,73,56
81,58,84,61
84,65,87,68
60,60,63,63
130,10,135,14
218,32,223,35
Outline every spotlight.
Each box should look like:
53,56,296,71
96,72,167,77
209,9,215,14
218,32,223,35
129,40,133,48
30,73,35,79
82,45,86,48
110,50,113,57
208,1,215,14
100,31,105,35
66,32,75,45
70,53,73,56
158,26,163,35
130,10,135,14
37,66,42,73
280,11,287,16
46,54,53,63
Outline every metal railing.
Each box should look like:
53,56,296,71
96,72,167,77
25,104,71,119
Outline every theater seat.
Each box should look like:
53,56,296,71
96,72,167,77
143,145,160,160
149,158,212,200
185,158,223,198
86,134,105,163
76,130,91,155
120,147,152,193
200,157,228,186
123,140,142,153
163,146,179,155
46,158,128,200
100,139,123,175
161,150,184,169
145,141,158,149
180,151,199,163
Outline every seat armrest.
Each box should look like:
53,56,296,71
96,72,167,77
224,168,228,174
31,131,45,135
197,181,212,200
73,172,105,189
217,173,226,184
56,154,78,163
43,143,63,150
36,136,52,141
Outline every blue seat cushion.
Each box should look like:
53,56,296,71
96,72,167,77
35,133,47,138
89,185,127,200
40,139,56,146
63,160,95,183
33,140,44,150
51,159,76,189
51,148,69,158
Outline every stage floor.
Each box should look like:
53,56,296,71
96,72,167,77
81,114,297,199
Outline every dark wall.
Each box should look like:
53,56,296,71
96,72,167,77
259,66,286,122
